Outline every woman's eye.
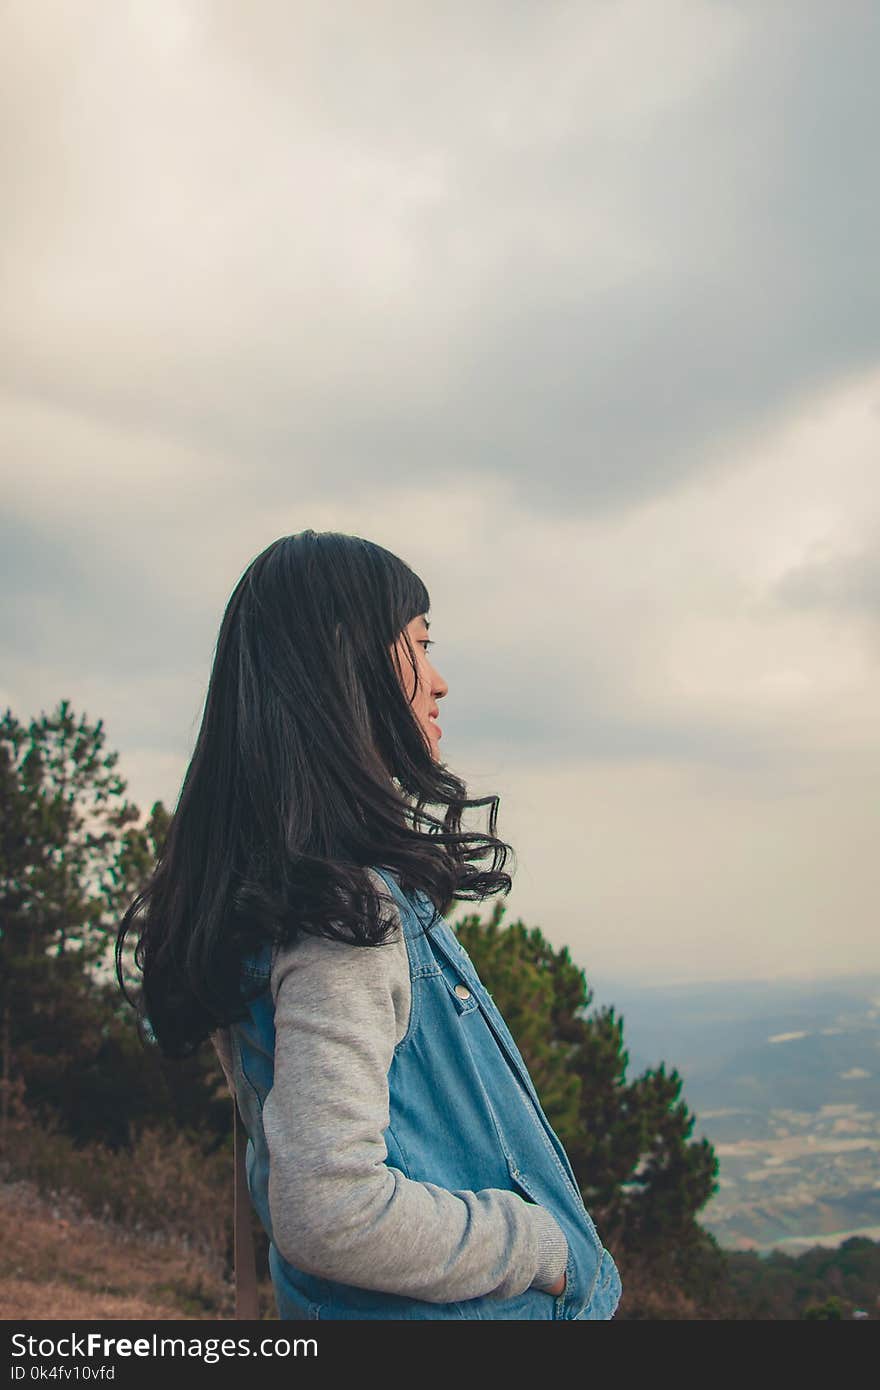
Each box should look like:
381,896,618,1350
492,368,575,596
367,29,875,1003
421,640,434,652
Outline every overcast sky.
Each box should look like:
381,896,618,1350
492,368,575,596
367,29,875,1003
3,1,878,995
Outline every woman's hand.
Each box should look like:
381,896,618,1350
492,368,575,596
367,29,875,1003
546,1271,566,1297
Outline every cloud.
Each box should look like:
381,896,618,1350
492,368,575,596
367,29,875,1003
4,361,880,775
772,541,880,619
2,2,878,514
3,1,880,985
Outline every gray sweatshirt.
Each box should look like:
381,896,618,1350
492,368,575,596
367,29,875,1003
216,876,569,1303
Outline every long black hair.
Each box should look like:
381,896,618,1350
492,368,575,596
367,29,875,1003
115,530,514,1058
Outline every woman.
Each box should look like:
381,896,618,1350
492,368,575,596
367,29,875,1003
116,530,622,1320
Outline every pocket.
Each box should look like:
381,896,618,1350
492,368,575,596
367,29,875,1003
501,1163,568,1319
580,1248,623,1320
503,1157,602,1320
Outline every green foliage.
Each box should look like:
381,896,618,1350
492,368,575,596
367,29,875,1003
454,899,725,1311
454,903,583,1138
803,1295,845,1319
454,903,719,1244
0,701,223,1153
723,1238,880,1319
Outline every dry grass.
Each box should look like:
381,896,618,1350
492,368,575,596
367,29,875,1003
0,1178,277,1321
0,1100,276,1321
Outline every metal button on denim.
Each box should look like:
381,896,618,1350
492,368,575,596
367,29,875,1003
453,984,470,1000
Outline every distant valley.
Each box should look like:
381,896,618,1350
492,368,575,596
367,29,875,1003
594,970,880,1253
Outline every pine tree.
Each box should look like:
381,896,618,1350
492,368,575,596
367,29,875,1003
0,701,138,1145
453,898,727,1313
0,701,222,1151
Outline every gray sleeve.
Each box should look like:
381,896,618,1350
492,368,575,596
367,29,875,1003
262,877,569,1304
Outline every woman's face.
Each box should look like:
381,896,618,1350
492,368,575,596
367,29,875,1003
391,614,448,760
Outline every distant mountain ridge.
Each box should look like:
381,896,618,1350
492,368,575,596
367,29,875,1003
595,971,880,1111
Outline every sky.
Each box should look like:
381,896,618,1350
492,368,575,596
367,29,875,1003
2,1,878,995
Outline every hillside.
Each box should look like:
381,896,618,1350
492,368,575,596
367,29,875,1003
0,1179,274,1321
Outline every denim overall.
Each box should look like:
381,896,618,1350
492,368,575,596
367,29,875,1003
228,866,622,1320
